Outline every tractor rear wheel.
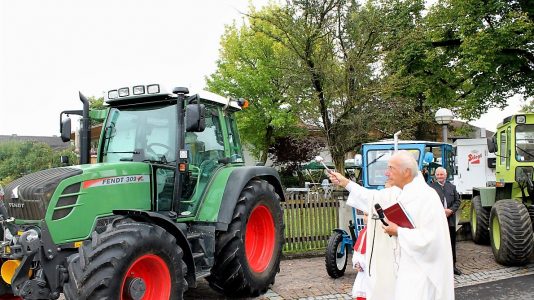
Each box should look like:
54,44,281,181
64,219,187,300
470,195,490,244
489,200,534,266
325,231,348,278
207,179,283,297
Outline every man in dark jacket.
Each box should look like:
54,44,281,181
429,167,462,275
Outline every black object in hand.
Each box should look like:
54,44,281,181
374,203,389,226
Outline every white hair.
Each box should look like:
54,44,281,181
393,150,419,178
435,167,447,175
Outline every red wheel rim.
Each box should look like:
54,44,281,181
245,204,276,273
120,254,171,300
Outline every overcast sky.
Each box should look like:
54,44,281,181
0,0,527,137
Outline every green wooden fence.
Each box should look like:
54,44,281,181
282,191,340,253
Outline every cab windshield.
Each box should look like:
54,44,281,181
515,124,534,162
101,104,177,163
366,149,420,186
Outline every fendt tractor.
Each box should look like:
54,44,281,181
470,113,534,266
0,85,285,299
325,139,454,278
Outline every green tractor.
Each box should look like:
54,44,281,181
0,85,285,299
470,113,534,266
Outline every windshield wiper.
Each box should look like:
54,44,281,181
367,153,386,168
142,155,173,165
109,151,140,161
107,151,140,154
516,145,534,159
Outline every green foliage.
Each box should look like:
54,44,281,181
268,136,326,187
88,96,105,110
88,96,106,126
206,6,303,163
278,169,301,188
424,0,534,120
0,141,77,185
208,0,533,167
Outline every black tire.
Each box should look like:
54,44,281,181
489,200,534,266
325,231,348,278
0,277,11,296
470,195,490,244
64,219,187,300
207,179,284,297
527,205,534,231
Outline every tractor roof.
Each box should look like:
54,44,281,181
104,84,242,109
364,140,450,147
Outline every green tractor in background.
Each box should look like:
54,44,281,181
0,85,285,299
470,113,534,266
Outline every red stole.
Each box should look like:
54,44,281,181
354,227,367,254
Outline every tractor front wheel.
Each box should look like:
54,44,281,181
489,200,534,266
470,195,490,244
207,179,284,297
325,231,349,278
527,205,534,231
64,219,187,300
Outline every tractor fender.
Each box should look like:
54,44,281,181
112,209,196,286
216,166,285,231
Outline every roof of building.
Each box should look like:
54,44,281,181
0,135,71,150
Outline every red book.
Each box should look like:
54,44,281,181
383,202,415,229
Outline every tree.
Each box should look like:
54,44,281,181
88,96,106,126
249,0,420,170
206,7,301,163
268,135,325,186
423,0,534,120
0,141,77,185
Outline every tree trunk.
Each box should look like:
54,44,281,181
260,124,274,164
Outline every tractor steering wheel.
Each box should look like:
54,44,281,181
146,143,172,160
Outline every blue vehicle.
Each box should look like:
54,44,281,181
325,140,454,278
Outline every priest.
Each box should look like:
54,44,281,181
329,150,454,300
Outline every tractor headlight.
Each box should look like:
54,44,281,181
108,90,118,100
147,84,160,94
133,85,145,95
516,115,526,124
118,87,129,97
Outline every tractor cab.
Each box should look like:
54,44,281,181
489,113,534,197
361,140,454,188
57,85,248,217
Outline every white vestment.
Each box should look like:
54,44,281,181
346,183,401,300
345,173,454,300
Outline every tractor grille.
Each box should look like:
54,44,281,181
3,167,82,220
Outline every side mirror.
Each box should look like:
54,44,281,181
185,104,206,132
487,136,497,153
60,118,72,142
354,154,362,167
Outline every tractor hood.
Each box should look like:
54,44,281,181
3,163,151,222
4,167,83,221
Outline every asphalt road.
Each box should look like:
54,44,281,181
456,274,534,300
